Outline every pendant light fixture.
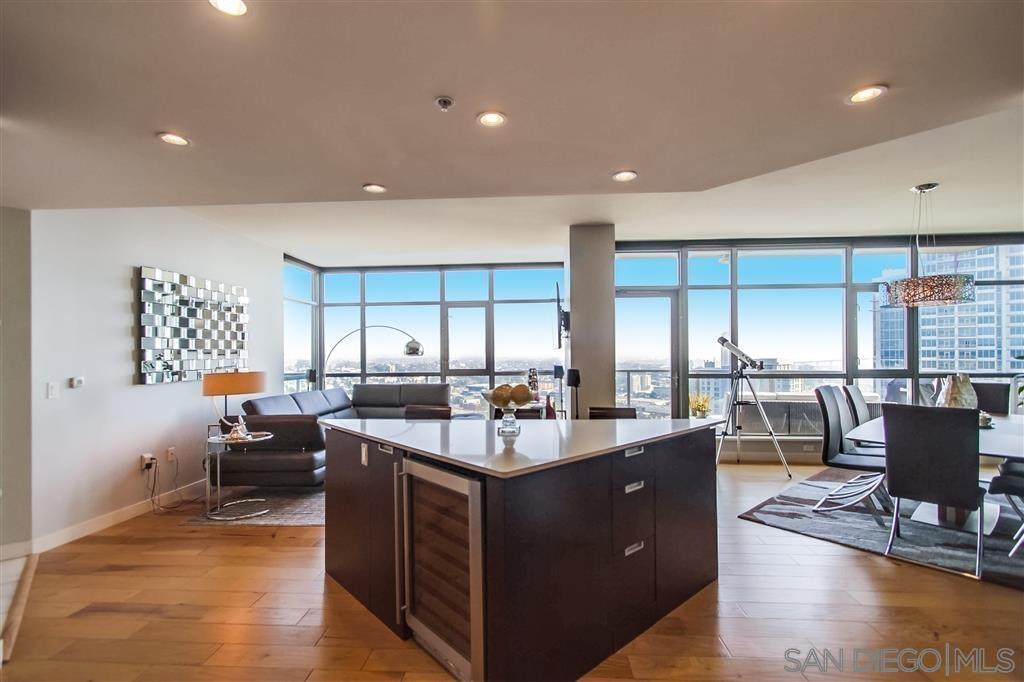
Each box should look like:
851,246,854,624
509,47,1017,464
880,182,975,308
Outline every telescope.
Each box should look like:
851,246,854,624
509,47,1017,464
717,336,763,370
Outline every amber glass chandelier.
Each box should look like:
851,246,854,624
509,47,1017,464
880,183,975,308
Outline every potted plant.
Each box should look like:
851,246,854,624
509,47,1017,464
689,393,711,418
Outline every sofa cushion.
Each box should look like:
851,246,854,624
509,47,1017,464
224,415,325,451
400,384,450,407
352,384,402,407
322,387,353,411
355,406,406,419
292,390,332,416
242,394,301,416
216,449,326,473
215,467,325,487
325,407,359,419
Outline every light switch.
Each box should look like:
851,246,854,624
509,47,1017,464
46,382,59,399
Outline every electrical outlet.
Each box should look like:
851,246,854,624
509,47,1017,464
140,453,157,472
46,382,59,400
166,447,176,463
802,444,817,452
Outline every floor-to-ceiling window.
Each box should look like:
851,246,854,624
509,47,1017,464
283,260,318,393
615,235,1022,428
285,263,566,415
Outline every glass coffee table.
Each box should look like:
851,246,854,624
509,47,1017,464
205,432,273,521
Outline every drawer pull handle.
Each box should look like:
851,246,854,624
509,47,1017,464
624,540,645,557
624,446,644,458
360,443,369,467
378,443,394,454
625,480,645,494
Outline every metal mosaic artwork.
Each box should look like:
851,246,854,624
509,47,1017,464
137,266,249,384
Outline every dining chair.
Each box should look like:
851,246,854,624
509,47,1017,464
987,475,1024,558
973,382,1011,415
881,403,984,577
492,407,543,420
842,385,872,425
812,386,888,512
588,406,637,419
841,385,884,449
405,404,452,420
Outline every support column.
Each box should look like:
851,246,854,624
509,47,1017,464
567,223,616,419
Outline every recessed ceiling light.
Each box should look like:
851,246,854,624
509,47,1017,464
362,183,387,193
847,84,888,104
209,0,248,16
476,111,508,128
612,170,638,182
156,132,191,146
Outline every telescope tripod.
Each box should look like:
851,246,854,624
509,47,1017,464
715,365,792,478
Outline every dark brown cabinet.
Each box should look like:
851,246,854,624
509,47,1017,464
325,430,405,637
325,425,718,681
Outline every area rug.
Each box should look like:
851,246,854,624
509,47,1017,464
184,487,324,526
740,469,1024,590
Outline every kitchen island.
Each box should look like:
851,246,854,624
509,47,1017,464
320,418,722,682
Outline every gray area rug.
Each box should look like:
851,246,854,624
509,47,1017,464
740,469,1024,590
184,487,324,526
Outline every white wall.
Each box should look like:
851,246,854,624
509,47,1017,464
567,223,617,417
1,208,33,558
29,208,282,548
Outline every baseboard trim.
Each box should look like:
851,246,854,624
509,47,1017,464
29,478,205,554
0,541,33,562
2,554,38,663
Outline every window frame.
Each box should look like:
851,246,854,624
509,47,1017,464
305,262,565,393
616,233,1023,418
282,257,320,392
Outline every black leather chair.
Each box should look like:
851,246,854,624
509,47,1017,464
973,382,1011,415
841,385,885,449
491,407,543,420
813,386,888,512
214,415,326,487
987,474,1024,558
842,385,872,425
881,403,985,577
588,406,637,419
405,404,452,420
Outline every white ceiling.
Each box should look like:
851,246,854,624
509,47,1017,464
2,0,1022,209
188,107,1024,266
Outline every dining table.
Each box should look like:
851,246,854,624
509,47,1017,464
846,413,1023,534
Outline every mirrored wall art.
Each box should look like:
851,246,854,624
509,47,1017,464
137,266,249,384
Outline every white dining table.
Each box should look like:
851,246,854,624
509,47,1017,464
846,414,1023,534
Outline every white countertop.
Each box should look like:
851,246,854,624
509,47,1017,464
318,418,723,478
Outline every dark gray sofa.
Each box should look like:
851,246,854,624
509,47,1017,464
242,383,450,420
214,414,326,486
218,384,450,489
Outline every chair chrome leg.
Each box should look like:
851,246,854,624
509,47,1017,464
1010,531,1024,558
812,473,885,512
975,500,984,578
885,497,901,556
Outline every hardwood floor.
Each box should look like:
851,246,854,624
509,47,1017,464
4,464,1022,681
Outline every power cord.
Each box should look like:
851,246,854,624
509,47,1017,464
147,457,186,513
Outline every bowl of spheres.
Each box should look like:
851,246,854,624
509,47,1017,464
481,383,539,437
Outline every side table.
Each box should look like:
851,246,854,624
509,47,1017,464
206,432,273,521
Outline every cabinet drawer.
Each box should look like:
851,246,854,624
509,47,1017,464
609,535,656,648
612,477,654,553
612,445,654,488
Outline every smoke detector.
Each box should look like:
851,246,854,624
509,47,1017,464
434,96,455,112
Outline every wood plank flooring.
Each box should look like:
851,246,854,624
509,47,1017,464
3,465,1022,681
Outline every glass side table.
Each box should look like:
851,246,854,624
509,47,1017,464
205,432,273,521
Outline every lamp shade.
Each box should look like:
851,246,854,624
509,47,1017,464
553,364,565,380
202,371,266,396
566,368,581,388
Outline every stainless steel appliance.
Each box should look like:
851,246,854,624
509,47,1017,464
401,459,484,681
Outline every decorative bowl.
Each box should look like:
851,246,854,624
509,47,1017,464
481,384,538,437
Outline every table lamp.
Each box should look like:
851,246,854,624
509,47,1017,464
566,368,581,419
202,370,266,424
